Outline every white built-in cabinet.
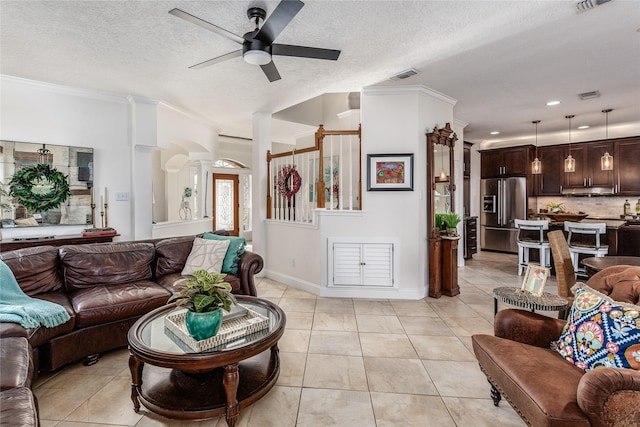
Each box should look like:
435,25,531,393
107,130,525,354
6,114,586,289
330,241,395,287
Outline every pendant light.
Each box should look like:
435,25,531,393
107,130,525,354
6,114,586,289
531,120,541,174
601,108,613,171
564,115,576,173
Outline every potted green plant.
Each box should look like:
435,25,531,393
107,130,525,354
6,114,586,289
169,269,237,340
443,213,461,236
435,213,445,231
546,202,565,213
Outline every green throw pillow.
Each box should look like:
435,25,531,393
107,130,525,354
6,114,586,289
201,232,246,275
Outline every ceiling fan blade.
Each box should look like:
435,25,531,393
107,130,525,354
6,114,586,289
254,0,304,45
272,44,341,60
169,8,244,45
260,61,282,82
189,50,242,70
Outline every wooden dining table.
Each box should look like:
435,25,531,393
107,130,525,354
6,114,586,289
580,256,640,277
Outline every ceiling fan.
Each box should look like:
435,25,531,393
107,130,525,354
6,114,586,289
169,0,341,82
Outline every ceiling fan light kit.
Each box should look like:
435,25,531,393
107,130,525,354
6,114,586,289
170,0,341,82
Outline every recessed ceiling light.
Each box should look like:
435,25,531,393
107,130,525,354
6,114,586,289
578,125,590,129
490,131,500,135
546,100,561,106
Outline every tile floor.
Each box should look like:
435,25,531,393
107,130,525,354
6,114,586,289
34,251,562,426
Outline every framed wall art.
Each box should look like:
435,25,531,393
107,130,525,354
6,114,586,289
367,153,413,191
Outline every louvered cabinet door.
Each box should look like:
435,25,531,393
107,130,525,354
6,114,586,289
332,242,394,287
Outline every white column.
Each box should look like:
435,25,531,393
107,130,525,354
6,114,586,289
453,119,468,267
252,112,272,261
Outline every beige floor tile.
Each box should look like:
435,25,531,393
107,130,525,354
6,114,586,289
353,299,395,315
409,335,477,361
308,330,362,356
281,287,317,299
390,300,439,317
278,329,311,353
364,357,437,395
284,311,314,330
55,422,129,427
256,279,288,298
34,374,114,421
314,298,355,314
303,354,368,391
63,377,143,425
355,314,404,333
278,298,316,313
61,348,129,376
442,314,495,336
442,396,527,427
136,412,219,426
423,360,492,398
296,388,376,427
214,386,300,427
359,333,418,358
311,312,357,331
370,392,456,427
39,421,58,427
398,316,455,335
277,352,307,387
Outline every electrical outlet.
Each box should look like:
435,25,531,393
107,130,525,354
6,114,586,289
115,192,129,201
291,258,296,268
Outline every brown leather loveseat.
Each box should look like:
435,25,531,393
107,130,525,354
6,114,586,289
472,265,640,426
0,234,263,426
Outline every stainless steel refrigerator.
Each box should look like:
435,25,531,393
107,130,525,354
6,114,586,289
480,177,527,253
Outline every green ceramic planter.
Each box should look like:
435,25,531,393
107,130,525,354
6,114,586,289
185,309,222,341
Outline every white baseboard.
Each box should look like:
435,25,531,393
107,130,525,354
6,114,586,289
264,269,429,300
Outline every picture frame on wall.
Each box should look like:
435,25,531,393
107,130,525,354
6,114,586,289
521,264,550,296
367,153,414,191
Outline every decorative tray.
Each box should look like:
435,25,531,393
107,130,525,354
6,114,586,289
545,213,588,222
164,305,269,353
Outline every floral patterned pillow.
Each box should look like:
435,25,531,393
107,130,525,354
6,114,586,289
555,284,640,371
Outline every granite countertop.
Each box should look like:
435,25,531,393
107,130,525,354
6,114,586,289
580,218,626,229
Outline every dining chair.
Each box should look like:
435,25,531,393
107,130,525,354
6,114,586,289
548,230,576,318
514,219,550,276
563,221,608,278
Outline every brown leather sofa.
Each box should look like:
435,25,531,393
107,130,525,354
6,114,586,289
0,234,263,426
472,266,640,427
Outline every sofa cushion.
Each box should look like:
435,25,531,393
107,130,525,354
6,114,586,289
472,334,589,427
181,238,229,276
59,243,155,292
586,265,640,305
0,337,33,390
555,284,640,371
154,236,195,277
0,387,38,427
0,246,63,296
201,232,246,275
25,292,76,348
69,280,170,328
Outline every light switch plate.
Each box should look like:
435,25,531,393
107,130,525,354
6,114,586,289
115,192,129,201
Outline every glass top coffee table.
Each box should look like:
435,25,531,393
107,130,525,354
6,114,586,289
127,296,286,426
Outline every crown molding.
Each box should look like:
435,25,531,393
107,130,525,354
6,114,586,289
362,85,457,106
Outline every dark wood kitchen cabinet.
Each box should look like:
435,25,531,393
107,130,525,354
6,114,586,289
614,137,640,196
481,146,533,178
563,140,614,190
532,145,564,196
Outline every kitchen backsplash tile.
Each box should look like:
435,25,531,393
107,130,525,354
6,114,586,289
534,196,639,218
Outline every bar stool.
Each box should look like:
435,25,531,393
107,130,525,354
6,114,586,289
563,221,608,278
514,219,550,276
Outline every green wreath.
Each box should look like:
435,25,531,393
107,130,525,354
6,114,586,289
9,163,71,212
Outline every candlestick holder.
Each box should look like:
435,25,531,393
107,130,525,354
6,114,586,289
91,204,96,229
100,211,105,229
104,203,109,228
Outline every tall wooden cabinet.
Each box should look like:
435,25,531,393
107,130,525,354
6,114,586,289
481,146,532,178
615,136,640,195
532,145,564,196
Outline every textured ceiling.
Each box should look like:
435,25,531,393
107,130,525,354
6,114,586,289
1,0,639,145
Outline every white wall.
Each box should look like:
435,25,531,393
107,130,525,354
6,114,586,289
264,85,456,299
0,76,134,239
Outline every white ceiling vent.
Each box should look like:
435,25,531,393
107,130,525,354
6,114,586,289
578,90,601,100
576,0,611,13
390,68,419,81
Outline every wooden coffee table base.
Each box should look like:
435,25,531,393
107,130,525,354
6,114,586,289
130,347,280,426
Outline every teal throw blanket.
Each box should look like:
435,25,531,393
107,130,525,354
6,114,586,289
0,259,70,328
